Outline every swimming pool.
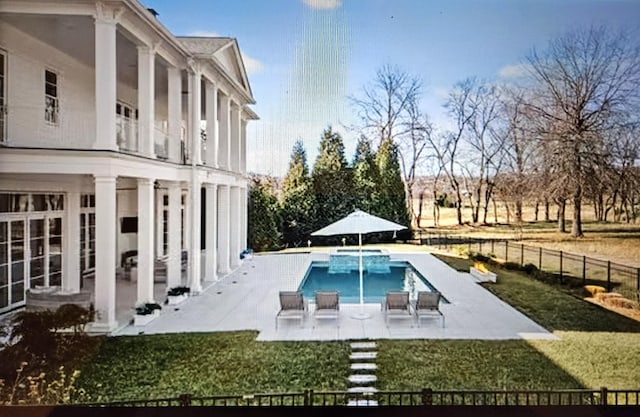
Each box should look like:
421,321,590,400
299,261,447,304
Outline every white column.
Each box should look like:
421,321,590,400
217,185,230,274
230,102,240,172
241,187,248,252
138,46,155,156
240,119,247,174
137,178,155,304
205,82,219,168
94,15,117,150
229,186,241,268
166,182,182,288
62,191,80,293
218,94,230,169
204,183,218,281
188,69,202,165
188,179,202,293
155,189,163,259
93,176,117,331
167,67,182,162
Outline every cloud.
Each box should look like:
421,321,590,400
302,0,342,10
498,63,530,79
187,30,221,37
241,52,264,75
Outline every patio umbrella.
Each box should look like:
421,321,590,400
311,210,407,318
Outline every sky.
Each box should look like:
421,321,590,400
144,0,640,177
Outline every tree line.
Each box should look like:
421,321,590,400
249,25,640,250
248,128,410,251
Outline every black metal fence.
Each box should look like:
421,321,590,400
83,388,640,407
417,232,640,303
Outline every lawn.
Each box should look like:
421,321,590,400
74,332,350,402
375,254,640,391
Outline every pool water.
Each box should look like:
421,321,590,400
299,261,447,304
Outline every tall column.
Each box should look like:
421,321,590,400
230,102,240,172
241,187,248,252
62,191,80,293
138,46,155,156
218,94,230,169
166,182,182,288
155,189,164,258
228,187,239,268
94,13,118,150
217,185,230,274
204,183,218,281
137,178,155,304
167,67,182,163
93,176,117,331
205,82,219,168
240,119,247,174
188,68,202,165
188,179,202,293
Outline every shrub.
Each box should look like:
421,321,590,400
135,303,162,315
522,263,538,274
167,286,191,297
470,253,491,263
503,262,521,271
0,362,87,405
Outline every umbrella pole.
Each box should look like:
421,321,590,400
352,232,370,319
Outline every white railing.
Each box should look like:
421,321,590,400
154,126,169,160
116,115,138,153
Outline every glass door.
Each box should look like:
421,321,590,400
29,218,46,288
0,219,26,312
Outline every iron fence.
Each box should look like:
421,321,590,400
417,231,640,303
82,388,640,407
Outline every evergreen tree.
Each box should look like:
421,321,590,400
352,136,379,212
376,138,410,226
248,177,281,251
311,127,355,227
281,140,316,247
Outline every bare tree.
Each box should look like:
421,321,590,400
525,26,640,237
350,65,428,226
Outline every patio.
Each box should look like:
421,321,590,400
113,251,557,341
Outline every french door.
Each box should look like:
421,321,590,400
0,49,7,143
0,214,63,313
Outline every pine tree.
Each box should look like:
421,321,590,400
281,140,316,247
248,177,281,251
311,127,355,227
352,136,379,212
376,138,410,226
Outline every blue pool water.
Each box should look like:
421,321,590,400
299,261,446,304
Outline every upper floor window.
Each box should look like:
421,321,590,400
44,70,59,125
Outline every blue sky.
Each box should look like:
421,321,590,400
145,0,640,177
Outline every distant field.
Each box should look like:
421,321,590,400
413,201,640,268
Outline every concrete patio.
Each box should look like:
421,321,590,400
113,251,558,341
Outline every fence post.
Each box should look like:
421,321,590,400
179,394,192,407
520,244,524,267
600,387,608,406
304,389,313,406
539,247,543,270
582,256,586,285
505,242,509,263
479,240,483,254
607,261,611,292
559,251,563,281
491,239,495,255
422,388,433,406
637,268,640,304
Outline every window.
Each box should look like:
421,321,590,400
44,70,59,124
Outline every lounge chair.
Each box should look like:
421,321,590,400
275,291,306,329
382,291,412,326
414,291,444,327
313,291,340,328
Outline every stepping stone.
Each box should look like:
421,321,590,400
348,386,378,393
347,399,378,407
350,352,376,360
351,363,377,371
350,342,376,350
348,374,377,384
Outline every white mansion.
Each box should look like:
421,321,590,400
0,0,258,331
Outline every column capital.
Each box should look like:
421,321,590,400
95,2,124,24
187,58,203,75
94,175,117,184
137,178,155,187
137,43,160,55
204,182,218,190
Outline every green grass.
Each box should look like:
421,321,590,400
374,254,640,391
75,332,350,402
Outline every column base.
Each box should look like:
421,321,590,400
88,320,118,334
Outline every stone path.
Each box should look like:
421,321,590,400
347,341,379,406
